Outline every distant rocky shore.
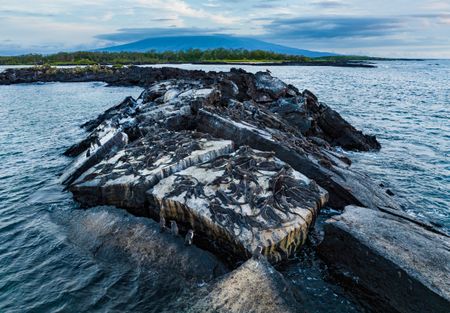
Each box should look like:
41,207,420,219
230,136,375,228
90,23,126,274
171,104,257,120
5,66,448,312
192,60,376,67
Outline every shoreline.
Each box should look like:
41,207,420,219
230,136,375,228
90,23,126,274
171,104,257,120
0,60,376,68
51,66,448,312
2,65,448,312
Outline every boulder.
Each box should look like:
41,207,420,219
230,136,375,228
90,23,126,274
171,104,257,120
188,258,304,313
318,205,450,313
57,206,228,291
150,146,328,262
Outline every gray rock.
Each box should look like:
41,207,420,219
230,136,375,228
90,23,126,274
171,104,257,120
57,206,228,284
61,130,129,186
188,258,303,313
318,205,450,313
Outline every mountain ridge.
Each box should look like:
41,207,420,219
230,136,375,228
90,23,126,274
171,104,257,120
97,35,337,58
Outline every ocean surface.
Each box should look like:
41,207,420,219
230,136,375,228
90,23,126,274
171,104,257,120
0,61,448,312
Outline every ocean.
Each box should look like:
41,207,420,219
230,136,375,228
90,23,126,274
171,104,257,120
0,61,448,312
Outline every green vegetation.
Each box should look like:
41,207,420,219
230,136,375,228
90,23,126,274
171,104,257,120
0,49,313,65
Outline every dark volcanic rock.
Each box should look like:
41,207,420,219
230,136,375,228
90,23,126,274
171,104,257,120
60,67,400,262
59,206,228,305
0,65,209,87
318,206,450,313
315,104,380,151
80,96,138,132
61,131,129,186
195,106,395,209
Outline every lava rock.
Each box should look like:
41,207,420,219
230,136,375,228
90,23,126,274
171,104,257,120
196,107,398,210
58,68,401,263
318,205,450,313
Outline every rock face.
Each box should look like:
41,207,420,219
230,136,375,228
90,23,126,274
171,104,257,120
70,130,234,215
188,258,303,313
318,206,450,313
40,66,449,312
59,67,399,262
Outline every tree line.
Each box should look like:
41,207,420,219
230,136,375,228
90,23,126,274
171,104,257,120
0,49,313,65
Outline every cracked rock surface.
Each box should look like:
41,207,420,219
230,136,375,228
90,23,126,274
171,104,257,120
151,146,327,262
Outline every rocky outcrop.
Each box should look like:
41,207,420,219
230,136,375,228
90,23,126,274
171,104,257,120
318,205,450,313
0,65,207,87
188,258,304,313
0,65,378,152
42,66,450,312
58,68,400,263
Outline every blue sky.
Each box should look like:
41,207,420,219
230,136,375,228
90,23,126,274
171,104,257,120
1,0,449,57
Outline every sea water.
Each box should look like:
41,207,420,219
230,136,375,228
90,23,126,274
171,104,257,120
0,61,448,312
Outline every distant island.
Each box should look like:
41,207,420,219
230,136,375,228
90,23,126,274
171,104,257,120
95,35,338,58
0,49,376,68
0,35,424,68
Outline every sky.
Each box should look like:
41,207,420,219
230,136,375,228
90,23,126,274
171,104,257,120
0,0,449,58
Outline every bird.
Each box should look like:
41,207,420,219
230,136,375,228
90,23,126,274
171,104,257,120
252,245,263,260
159,216,166,233
170,220,179,236
185,229,194,246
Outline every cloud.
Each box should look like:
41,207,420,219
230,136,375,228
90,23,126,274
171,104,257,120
1,0,449,57
252,3,282,9
311,1,347,8
261,16,403,39
133,0,237,25
413,13,450,25
0,9,55,18
95,27,233,42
